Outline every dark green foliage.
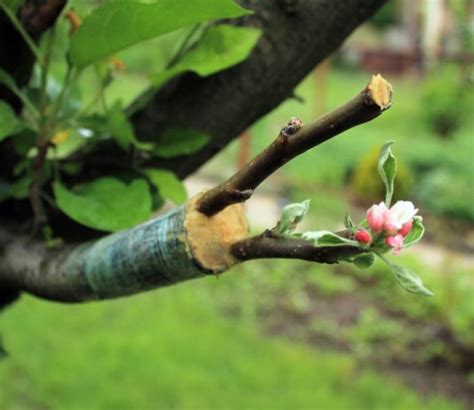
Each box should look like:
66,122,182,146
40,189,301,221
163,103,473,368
0,0,262,232
421,64,470,138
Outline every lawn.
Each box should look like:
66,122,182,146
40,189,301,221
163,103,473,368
0,277,462,410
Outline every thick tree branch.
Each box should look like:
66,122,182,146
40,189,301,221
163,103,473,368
197,74,392,216
0,75,391,304
78,0,387,179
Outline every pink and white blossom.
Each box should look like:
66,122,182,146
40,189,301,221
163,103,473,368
386,234,404,255
384,201,418,235
367,202,389,232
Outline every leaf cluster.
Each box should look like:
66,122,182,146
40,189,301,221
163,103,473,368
0,0,262,232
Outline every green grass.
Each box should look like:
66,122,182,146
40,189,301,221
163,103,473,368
0,278,461,410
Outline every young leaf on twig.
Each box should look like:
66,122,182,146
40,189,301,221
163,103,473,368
378,140,397,206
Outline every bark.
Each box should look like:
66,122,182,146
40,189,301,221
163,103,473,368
0,206,207,302
130,0,387,178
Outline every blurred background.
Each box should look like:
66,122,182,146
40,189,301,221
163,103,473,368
1,0,473,408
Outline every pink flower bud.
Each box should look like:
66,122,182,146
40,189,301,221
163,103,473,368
399,220,413,237
355,230,372,244
385,234,404,255
367,202,389,232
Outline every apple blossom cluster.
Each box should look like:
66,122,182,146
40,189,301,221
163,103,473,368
354,201,419,255
274,141,431,296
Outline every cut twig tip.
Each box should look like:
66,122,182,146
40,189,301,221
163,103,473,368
367,74,393,111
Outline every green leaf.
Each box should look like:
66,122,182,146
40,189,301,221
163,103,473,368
153,129,209,158
274,200,310,236
378,140,397,206
9,174,32,199
302,230,358,247
106,102,135,150
2,0,25,13
69,0,252,69
54,178,152,232
0,67,17,91
0,336,7,361
48,130,87,160
0,101,24,141
144,168,187,204
391,264,433,296
344,212,355,230
352,252,376,269
0,68,39,117
106,102,152,151
152,25,261,88
403,216,425,248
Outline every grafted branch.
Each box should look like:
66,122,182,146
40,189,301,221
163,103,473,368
198,74,393,216
0,75,393,304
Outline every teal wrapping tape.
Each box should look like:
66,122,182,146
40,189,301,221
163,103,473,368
66,205,205,299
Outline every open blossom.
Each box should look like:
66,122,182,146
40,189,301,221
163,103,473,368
355,230,372,244
367,202,389,232
384,201,418,235
386,234,404,255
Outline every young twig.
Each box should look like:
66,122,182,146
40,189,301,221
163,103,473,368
230,230,362,264
197,74,393,216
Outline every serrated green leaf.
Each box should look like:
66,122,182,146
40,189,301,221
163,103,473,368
54,178,152,232
69,0,252,69
392,264,433,296
152,25,261,88
403,216,425,248
144,168,187,204
378,141,397,206
153,129,209,158
302,230,358,247
352,252,376,269
0,101,24,141
274,200,310,236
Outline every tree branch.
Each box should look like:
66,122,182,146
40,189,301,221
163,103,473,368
76,0,387,179
0,75,391,304
231,231,363,264
198,74,392,216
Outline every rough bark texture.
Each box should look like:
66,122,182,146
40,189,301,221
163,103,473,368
131,0,387,178
0,206,208,302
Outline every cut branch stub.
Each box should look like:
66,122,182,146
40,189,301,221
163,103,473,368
197,74,393,216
